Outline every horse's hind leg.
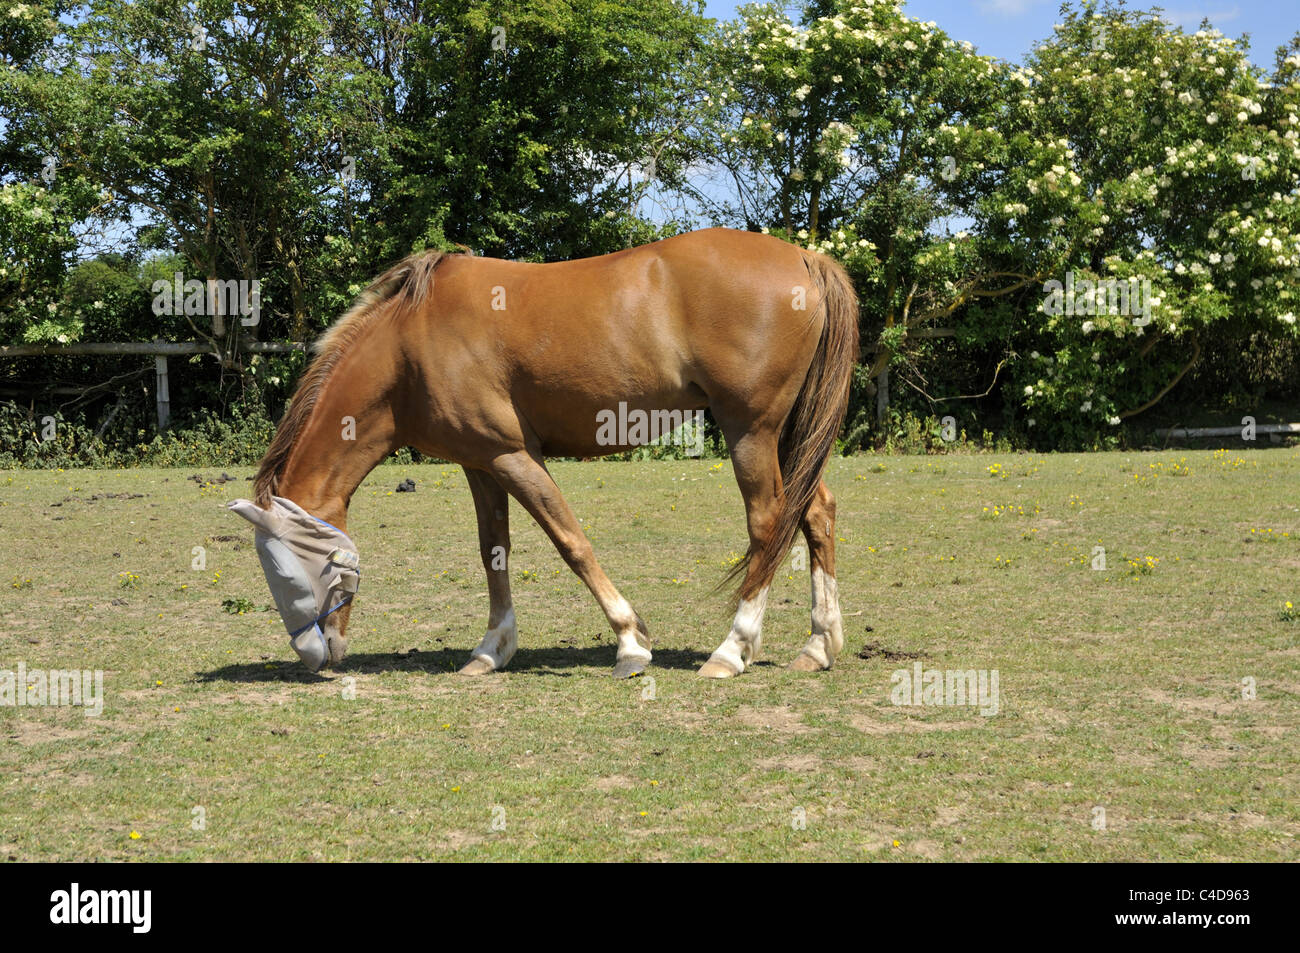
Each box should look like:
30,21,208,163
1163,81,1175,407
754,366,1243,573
699,431,783,679
790,479,844,671
488,449,652,678
459,468,518,675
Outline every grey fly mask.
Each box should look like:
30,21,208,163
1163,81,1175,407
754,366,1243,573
228,496,361,671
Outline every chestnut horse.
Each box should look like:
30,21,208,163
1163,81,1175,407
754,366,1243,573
231,227,858,678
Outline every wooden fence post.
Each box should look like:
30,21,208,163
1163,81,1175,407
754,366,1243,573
876,366,890,425
154,350,170,430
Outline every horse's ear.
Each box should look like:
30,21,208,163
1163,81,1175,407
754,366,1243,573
227,498,278,533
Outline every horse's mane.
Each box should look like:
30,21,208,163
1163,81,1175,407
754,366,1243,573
253,248,456,506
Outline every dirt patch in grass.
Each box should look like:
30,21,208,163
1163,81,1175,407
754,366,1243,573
437,830,488,853
591,774,638,791
3,718,100,746
754,753,823,773
123,685,306,707
733,704,813,735
849,706,965,735
1179,742,1244,768
1145,688,1240,717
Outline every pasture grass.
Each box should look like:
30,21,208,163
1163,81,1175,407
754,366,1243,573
1,449,1298,861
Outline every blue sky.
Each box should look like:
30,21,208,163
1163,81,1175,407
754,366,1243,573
701,1,1298,68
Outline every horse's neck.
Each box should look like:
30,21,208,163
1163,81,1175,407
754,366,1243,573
276,352,402,529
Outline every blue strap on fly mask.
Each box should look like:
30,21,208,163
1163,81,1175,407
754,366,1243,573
283,552,359,671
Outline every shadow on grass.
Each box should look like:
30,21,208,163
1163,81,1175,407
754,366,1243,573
195,644,714,683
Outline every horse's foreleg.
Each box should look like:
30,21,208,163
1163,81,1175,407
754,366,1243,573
699,432,782,678
790,479,844,671
489,450,652,678
459,468,518,675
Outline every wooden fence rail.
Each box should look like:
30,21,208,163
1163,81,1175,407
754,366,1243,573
0,341,304,357
0,340,307,429
1155,424,1300,441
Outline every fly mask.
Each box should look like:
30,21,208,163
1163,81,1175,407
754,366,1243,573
227,496,361,671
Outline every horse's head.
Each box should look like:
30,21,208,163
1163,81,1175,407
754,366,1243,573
227,496,360,672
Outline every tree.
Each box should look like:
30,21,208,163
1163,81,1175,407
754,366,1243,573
381,0,714,260
687,0,1014,430
959,2,1300,444
0,1,99,342
4,0,394,349
693,0,1300,446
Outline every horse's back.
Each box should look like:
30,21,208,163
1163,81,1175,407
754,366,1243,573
411,228,826,455
433,227,816,360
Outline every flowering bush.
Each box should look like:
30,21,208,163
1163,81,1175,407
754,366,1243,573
694,0,1300,447
0,178,98,342
974,4,1300,444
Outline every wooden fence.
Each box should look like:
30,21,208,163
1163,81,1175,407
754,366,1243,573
0,340,305,429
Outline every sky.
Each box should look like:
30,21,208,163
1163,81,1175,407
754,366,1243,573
700,1,1298,68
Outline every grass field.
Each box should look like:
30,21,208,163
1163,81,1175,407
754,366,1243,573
2,449,1298,861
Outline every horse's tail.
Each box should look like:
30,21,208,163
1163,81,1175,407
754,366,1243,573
728,250,859,601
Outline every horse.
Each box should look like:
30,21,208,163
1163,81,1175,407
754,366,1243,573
228,227,858,679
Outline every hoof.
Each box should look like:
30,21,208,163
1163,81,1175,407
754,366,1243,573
612,656,650,679
697,658,740,679
457,656,496,677
789,652,828,672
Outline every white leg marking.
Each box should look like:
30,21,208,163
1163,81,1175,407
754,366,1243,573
798,567,843,669
470,606,518,670
708,587,770,674
610,595,652,662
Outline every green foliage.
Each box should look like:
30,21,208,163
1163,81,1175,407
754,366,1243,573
383,0,713,260
221,597,258,614
840,406,1017,455
0,177,100,341
0,400,276,468
697,0,1300,449
1,0,1297,461
693,0,1006,338
976,3,1300,446
2,0,396,344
